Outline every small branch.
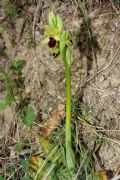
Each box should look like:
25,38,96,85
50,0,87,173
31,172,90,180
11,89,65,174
109,0,119,14
7,166,22,180
32,0,43,46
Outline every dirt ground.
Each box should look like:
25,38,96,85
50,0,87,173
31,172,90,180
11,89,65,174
0,0,120,177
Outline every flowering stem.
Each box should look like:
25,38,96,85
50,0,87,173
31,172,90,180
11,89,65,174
43,11,75,173
65,65,71,148
63,48,75,173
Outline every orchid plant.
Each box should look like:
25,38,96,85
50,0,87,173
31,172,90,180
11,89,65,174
43,11,75,173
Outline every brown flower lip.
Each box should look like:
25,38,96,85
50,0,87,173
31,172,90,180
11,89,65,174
48,37,57,48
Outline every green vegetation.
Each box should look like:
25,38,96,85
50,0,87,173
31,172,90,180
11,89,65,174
6,0,24,17
114,0,120,3
43,11,75,174
0,60,35,127
6,7,17,16
0,23,8,29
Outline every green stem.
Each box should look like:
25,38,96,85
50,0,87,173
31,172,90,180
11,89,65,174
65,60,75,173
65,65,71,146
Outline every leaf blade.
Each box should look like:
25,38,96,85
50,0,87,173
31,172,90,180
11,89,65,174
21,106,35,126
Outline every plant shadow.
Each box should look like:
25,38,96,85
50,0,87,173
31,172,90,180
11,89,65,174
75,19,101,75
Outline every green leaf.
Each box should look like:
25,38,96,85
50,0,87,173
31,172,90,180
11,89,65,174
15,140,26,152
11,59,25,71
57,15,63,32
21,176,31,180
0,65,15,98
0,92,14,111
20,157,29,173
0,23,8,29
38,135,55,155
21,106,35,126
6,7,17,16
0,176,6,180
0,65,15,110
5,92,14,105
0,101,7,110
66,141,75,171
48,11,57,28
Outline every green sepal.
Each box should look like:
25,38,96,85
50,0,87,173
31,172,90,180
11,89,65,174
54,35,61,41
48,11,57,28
57,15,63,32
42,37,49,45
44,26,59,38
43,25,50,32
